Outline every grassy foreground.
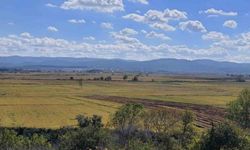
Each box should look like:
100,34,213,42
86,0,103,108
0,73,249,128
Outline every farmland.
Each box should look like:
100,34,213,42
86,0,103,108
0,72,249,128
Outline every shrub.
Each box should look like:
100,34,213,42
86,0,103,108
227,88,250,128
123,75,128,80
196,122,249,150
59,127,111,150
110,103,144,137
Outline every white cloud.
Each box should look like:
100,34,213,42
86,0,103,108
179,20,207,33
111,28,140,44
145,31,171,41
150,23,176,32
68,19,86,24
119,28,138,36
123,9,187,32
223,20,237,29
123,13,144,22
46,3,57,8
1,32,250,62
200,8,238,17
83,36,95,40
128,0,148,5
100,22,114,29
20,32,32,38
60,0,124,13
47,26,59,32
202,31,229,41
124,9,187,23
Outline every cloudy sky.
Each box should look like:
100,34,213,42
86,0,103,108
0,0,250,62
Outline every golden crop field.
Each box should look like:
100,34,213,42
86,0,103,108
0,73,249,128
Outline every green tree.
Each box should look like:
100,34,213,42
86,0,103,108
59,127,111,150
227,88,250,128
143,109,181,134
123,74,128,80
180,110,196,149
76,114,103,129
196,122,249,150
132,75,139,82
110,103,144,137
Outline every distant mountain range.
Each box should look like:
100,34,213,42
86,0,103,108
1,56,250,74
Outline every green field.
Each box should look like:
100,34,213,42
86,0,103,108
0,73,249,128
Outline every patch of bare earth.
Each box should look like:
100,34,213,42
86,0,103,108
85,95,226,128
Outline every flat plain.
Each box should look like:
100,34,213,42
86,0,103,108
0,73,249,128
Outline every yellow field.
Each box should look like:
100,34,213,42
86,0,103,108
0,73,249,128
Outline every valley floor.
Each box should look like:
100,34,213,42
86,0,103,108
0,72,249,128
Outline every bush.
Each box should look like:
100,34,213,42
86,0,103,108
110,103,144,137
0,129,51,150
59,127,111,150
143,109,181,134
105,76,112,81
76,114,103,129
227,88,250,128
196,122,249,150
132,75,139,81
123,75,128,80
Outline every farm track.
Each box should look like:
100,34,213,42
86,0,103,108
85,95,226,128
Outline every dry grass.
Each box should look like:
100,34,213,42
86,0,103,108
0,73,249,128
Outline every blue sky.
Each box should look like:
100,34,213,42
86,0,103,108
0,0,250,62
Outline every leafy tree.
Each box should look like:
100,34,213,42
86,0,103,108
59,127,111,150
76,114,103,129
105,76,112,81
110,103,144,137
91,115,104,129
180,110,196,149
0,129,25,150
123,75,128,80
132,75,139,81
227,88,250,128
76,114,91,128
196,122,249,150
0,129,51,150
143,109,181,134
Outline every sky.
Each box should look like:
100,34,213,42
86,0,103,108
0,0,250,62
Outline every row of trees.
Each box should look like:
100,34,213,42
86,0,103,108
0,89,250,149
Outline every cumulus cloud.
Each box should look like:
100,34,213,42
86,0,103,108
60,0,124,13
150,23,176,31
1,32,250,62
47,26,59,32
179,20,207,33
145,31,171,41
46,3,57,8
223,20,237,29
124,9,187,23
202,31,229,41
20,32,32,38
68,19,86,24
123,9,187,32
128,0,148,5
111,28,140,44
100,22,114,29
200,8,238,17
119,28,138,36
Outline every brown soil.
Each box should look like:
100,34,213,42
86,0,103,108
85,95,226,128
